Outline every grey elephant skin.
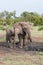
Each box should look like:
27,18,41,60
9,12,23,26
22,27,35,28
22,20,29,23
6,29,15,48
13,22,32,48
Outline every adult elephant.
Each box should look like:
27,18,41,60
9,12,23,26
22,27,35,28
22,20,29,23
6,28,15,48
13,22,32,48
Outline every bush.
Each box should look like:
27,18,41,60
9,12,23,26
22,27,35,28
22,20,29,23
0,26,6,30
38,26,43,31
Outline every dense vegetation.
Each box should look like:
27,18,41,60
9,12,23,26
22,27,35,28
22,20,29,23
0,10,43,26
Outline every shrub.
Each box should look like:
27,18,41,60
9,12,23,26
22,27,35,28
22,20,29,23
38,26,43,31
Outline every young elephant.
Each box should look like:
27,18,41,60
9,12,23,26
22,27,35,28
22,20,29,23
13,22,32,48
6,29,15,48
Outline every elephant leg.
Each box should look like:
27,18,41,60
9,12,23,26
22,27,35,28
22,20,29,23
8,41,12,48
23,38,27,48
18,34,23,48
28,33,32,42
6,35,12,48
23,33,28,48
9,37,14,49
7,40,11,48
11,42,14,49
13,36,19,49
27,29,32,42
6,37,11,48
29,36,32,42
19,38,23,48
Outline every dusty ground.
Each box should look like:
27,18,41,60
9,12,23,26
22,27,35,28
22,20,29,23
0,30,43,65
0,44,43,65
0,38,43,65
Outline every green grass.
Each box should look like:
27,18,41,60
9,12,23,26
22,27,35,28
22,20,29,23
0,25,12,30
38,26,43,31
0,37,6,42
37,52,43,56
31,26,43,36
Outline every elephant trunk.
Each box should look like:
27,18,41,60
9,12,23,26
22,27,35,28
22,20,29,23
14,34,19,43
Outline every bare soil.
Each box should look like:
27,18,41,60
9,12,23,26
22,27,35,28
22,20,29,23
0,36,43,65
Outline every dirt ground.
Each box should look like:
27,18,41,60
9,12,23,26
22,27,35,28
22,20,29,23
0,30,43,65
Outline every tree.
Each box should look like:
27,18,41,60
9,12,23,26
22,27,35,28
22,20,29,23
21,11,30,21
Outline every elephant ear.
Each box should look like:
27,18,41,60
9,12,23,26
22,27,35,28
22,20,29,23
19,23,27,31
19,23,24,29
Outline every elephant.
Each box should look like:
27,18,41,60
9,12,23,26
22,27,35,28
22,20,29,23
6,28,15,48
13,22,32,48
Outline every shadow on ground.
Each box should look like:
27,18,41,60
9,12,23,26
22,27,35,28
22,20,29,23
0,41,43,52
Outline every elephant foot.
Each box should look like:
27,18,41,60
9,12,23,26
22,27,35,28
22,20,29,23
19,46,23,49
10,46,13,49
